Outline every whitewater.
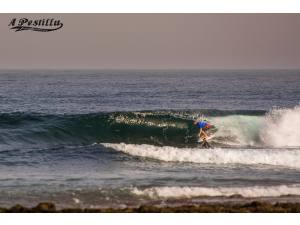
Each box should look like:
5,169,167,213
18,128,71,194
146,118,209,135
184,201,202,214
102,143,300,168
131,184,300,198
199,106,300,147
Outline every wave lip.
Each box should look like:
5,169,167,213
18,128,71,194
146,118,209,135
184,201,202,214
131,184,300,199
101,143,300,169
261,106,300,147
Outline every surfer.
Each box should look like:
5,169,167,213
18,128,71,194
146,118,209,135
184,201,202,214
194,118,213,148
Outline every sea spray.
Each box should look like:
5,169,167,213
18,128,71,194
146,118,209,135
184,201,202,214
260,106,300,147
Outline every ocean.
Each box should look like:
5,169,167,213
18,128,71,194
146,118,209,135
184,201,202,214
0,69,300,209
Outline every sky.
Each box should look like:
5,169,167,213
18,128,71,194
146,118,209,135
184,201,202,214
0,14,300,69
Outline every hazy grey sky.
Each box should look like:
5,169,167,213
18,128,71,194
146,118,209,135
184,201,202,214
0,14,300,69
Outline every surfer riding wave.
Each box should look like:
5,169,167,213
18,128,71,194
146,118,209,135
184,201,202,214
194,117,215,148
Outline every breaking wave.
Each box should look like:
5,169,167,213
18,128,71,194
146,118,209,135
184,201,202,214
101,143,300,169
260,106,300,147
1,106,300,150
210,106,300,147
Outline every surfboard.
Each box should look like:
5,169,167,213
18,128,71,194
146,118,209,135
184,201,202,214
198,134,215,143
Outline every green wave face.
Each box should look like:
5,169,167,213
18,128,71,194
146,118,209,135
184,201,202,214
0,110,266,149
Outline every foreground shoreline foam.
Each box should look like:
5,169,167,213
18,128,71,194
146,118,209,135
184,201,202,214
131,185,300,198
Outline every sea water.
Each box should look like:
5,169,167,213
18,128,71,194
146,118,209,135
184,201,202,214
0,69,299,208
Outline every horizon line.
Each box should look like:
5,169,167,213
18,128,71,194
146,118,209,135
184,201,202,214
1,68,300,71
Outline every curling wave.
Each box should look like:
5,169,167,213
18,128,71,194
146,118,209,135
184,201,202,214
101,143,300,168
1,106,300,150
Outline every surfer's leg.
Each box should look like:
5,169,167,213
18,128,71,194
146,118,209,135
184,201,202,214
199,131,202,140
206,142,211,148
201,139,208,148
201,137,212,148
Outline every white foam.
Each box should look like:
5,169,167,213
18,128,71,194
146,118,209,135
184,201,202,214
102,143,300,168
260,106,300,147
210,106,300,147
114,113,187,129
131,184,300,198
